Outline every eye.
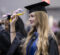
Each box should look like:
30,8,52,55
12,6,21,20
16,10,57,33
30,15,34,17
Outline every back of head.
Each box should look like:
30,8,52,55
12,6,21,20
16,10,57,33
15,16,27,36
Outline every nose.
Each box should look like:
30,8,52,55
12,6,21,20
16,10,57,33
29,17,31,21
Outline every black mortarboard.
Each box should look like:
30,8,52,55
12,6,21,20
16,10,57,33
25,0,50,13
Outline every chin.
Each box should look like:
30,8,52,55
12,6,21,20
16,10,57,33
31,24,35,27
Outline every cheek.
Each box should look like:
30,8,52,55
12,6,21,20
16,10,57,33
31,19,37,26
34,19,38,25
29,18,34,23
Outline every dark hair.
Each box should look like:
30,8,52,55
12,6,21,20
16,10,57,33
4,15,10,32
15,16,27,36
7,15,11,20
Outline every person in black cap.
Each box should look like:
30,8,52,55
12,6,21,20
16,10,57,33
22,0,59,55
9,0,59,55
8,15,27,55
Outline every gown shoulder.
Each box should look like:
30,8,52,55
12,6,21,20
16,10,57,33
48,35,59,55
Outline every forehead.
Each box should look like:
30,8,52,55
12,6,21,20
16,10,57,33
29,12,35,16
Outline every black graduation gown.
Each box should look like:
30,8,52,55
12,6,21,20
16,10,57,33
48,35,59,55
7,32,26,55
0,30,25,55
0,30,11,55
26,32,59,55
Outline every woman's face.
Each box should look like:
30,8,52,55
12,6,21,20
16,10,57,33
29,12,37,27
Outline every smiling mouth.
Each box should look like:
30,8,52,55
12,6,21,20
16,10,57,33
30,20,34,24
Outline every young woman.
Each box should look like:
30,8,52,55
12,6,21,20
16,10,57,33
10,1,59,55
23,1,59,55
7,16,27,55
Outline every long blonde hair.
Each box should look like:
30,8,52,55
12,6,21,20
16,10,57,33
23,11,50,55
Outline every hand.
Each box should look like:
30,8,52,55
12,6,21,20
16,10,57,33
10,13,18,26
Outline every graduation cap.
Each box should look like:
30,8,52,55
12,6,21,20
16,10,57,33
25,0,50,13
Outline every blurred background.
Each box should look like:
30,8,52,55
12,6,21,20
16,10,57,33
0,0,60,21
0,0,60,54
